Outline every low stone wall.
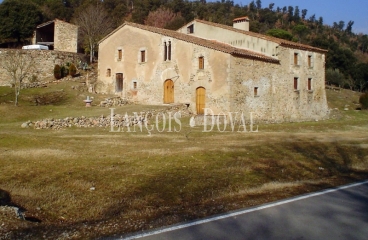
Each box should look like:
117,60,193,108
0,49,86,86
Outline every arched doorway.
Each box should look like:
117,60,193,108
196,87,206,114
164,79,174,103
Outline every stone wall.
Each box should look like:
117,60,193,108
54,19,78,53
229,46,329,122
0,49,85,86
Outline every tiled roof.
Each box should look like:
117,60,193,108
233,16,249,22
99,22,280,63
194,19,327,53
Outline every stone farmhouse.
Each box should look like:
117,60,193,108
97,17,329,122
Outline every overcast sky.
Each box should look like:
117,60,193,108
0,0,367,34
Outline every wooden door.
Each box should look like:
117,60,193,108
196,87,206,114
164,79,174,103
116,73,123,92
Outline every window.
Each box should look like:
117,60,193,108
168,41,171,60
294,77,299,90
116,73,123,92
133,82,137,89
140,50,145,63
308,78,312,91
308,55,314,68
106,68,111,77
164,41,171,61
254,87,258,97
294,53,299,65
187,24,194,34
118,49,122,61
199,56,204,69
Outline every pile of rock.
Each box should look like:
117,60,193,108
21,82,48,89
99,97,131,107
21,104,192,130
22,113,152,130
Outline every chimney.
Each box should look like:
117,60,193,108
233,16,250,31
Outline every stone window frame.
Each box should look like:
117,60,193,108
293,52,300,66
131,80,138,90
106,68,111,77
163,38,172,62
294,77,300,92
307,54,314,68
254,87,259,97
116,47,123,62
138,47,147,64
198,56,204,69
307,77,313,92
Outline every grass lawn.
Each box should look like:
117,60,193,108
0,82,367,239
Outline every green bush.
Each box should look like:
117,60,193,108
69,63,77,77
359,92,368,109
61,65,68,78
54,64,62,80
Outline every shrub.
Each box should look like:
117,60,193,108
69,63,77,77
359,92,368,109
54,64,62,80
61,65,68,78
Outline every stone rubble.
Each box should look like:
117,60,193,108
21,104,192,130
99,97,131,107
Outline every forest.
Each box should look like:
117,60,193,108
0,0,367,91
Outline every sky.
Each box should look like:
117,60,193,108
0,0,367,34
234,0,368,34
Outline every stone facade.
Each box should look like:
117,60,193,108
54,20,78,53
0,49,84,86
97,20,329,123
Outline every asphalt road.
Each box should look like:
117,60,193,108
119,181,368,240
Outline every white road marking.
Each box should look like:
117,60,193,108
121,180,368,240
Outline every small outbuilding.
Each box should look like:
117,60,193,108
32,19,78,53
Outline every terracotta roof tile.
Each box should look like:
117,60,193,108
233,16,249,22
194,19,327,53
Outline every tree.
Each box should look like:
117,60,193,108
266,29,293,41
326,68,344,87
294,6,300,22
145,7,184,29
345,20,354,35
73,3,114,63
0,0,43,43
301,9,307,20
293,24,309,42
2,50,35,106
256,0,261,9
268,3,274,11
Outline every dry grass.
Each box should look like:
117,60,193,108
0,83,368,239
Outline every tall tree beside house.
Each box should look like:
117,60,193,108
0,0,43,43
2,50,35,106
72,3,114,63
